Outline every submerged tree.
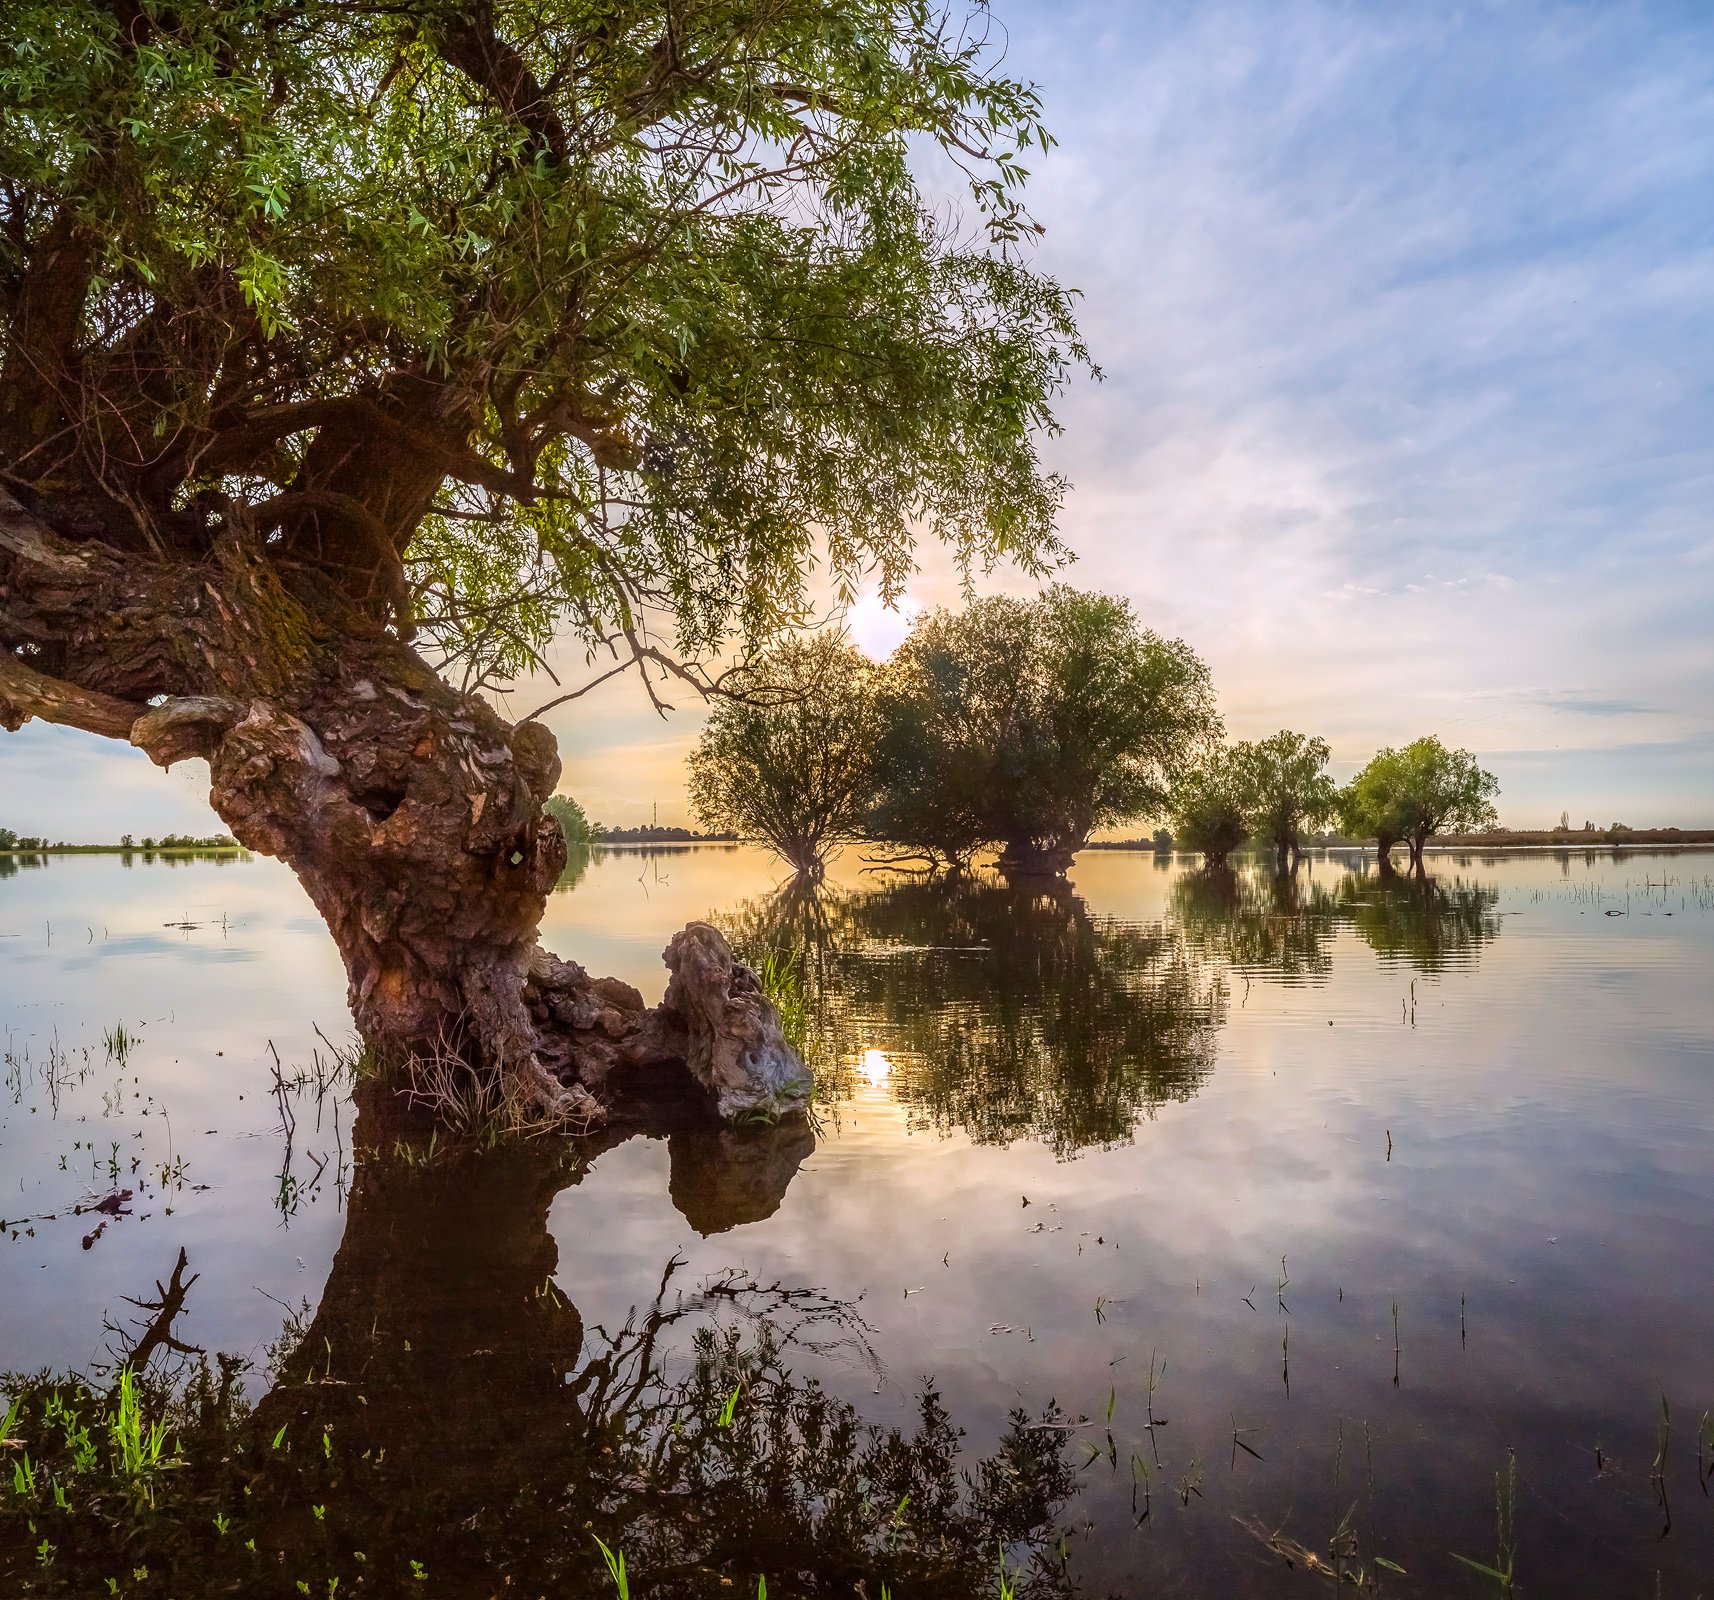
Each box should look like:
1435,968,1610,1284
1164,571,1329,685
687,634,879,878
0,0,1086,1119
1233,729,1338,871
1338,751,1410,871
871,587,1218,875
1390,736,1500,869
1340,739,1499,873
1168,749,1251,869
866,600,1030,872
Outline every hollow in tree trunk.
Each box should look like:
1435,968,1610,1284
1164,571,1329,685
0,488,809,1129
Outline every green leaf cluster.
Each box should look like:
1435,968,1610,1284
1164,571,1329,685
1229,729,1338,865
1166,749,1250,869
543,792,596,845
688,587,1216,877
688,632,882,875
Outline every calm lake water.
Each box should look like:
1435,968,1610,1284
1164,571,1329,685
2,845,1712,1596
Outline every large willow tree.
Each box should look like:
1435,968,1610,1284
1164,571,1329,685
0,0,1086,1116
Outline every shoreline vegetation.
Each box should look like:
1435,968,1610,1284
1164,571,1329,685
0,834,244,855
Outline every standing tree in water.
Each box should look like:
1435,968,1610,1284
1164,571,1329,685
871,587,1218,876
0,0,1086,1120
1341,738,1498,874
1233,728,1338,871
688,634,880,879
1168,749,1251,870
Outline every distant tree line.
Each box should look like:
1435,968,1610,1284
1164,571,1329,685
125,832,240,851
599,824,739,844
542,794,736,847
0,829,238,851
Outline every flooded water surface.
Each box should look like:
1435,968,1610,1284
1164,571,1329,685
2,845,1712,1596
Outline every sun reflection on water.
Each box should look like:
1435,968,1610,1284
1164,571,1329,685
859,1047,892,1087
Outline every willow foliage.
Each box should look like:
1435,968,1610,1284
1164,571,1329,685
1,0,1089,686
872,587,1220,869
687,632,879,873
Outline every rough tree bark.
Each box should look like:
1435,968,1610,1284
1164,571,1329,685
0,486,810,1128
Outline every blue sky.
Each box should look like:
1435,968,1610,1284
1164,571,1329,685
5,0,1713,837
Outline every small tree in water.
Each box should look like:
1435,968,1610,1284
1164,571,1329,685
688,635,880,879
1169,750,1251,870
871,588,1219,876
1340,738,1499,873
1233,730,1338,871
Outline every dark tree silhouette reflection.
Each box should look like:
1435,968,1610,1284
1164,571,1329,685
1332,870,1502,973
555,840,598,894
1171,866,1341,983
2,1092,1083,1599
1170,863,1503,983
724,873,1227,1154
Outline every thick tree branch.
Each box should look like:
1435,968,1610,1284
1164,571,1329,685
208,396,541,505
0,651,143,738
130,694,245,767
0,483,103,574
436,5,569,162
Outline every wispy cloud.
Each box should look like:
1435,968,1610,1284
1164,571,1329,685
1431,687,1667,721
985,0,1714,820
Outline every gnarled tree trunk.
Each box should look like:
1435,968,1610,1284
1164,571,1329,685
0,487,809,1129
996,832,1080,879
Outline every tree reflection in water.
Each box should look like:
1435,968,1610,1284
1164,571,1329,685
719,864,1503,1152
1332,869,1502,972
723,872,1228,1154
2,1088,1082,1599
1171,862,1503,983
1170,866,1341,983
